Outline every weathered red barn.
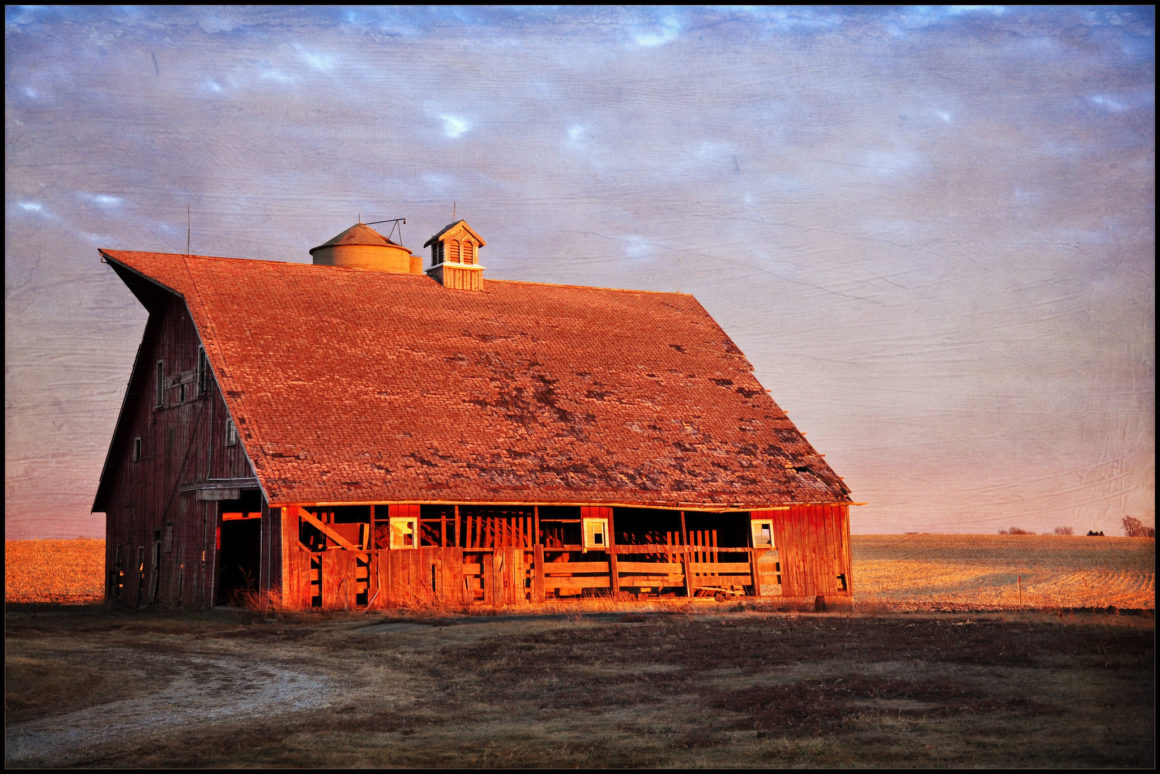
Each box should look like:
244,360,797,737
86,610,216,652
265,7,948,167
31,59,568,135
92,218,854,610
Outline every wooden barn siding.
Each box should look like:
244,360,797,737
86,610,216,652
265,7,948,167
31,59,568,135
103,295,256,608
757,504,851,598
278,506,473,610
272,504,849,609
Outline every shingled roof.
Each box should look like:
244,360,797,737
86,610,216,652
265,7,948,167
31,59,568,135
100,248,850,511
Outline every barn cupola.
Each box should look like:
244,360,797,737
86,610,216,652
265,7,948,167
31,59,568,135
309,222,423,274
424,220,486,291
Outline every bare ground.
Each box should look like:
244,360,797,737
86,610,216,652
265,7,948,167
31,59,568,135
4,601,1154,768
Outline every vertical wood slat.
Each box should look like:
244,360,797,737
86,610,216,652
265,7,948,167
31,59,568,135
750,545,763,596
482,553,494,605
683,552,694,596
533,543,545,602
610,550,620,597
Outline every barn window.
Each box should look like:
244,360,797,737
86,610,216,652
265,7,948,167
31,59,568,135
225,418,237,446
462,240,475,265
389,516,418,549
155,361,165,408
448,239,461,264
582,516,609,551
751,519,775,549
197,346,209,394
179,382,186,403
133,436,142,462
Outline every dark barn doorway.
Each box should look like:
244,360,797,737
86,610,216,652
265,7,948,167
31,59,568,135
216,490,262,606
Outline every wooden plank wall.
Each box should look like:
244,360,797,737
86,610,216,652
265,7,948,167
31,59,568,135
272,505,849,610
757,504,851,597
101,295,255,609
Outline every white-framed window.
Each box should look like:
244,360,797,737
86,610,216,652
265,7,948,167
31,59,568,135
155,361,165,408
133,436,142,462
751,519,775,549
582,517,609,551
225,418,237,447
389,516,418,549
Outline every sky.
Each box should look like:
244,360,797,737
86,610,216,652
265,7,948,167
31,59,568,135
5,5,1154,540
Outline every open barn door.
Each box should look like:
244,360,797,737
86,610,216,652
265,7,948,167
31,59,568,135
215,489,262,606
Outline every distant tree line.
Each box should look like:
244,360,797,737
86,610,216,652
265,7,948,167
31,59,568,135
1122,516,1155,538
997,518,1154,537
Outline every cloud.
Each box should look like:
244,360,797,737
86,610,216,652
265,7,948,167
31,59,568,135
76,192,124,208
630,14,681,47
1087,94,1127,112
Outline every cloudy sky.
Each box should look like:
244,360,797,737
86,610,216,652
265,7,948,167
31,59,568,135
5,6,1154,540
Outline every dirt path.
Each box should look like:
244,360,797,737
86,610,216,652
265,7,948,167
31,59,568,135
5,648,342,768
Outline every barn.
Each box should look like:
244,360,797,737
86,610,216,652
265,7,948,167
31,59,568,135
92,218,854,610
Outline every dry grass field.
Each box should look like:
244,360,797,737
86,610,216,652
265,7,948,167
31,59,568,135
853,533,1155,612
4,539,104,605
5,534,1155,768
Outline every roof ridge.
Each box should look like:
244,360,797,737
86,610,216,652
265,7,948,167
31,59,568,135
482,276,695,296
103,249,695,296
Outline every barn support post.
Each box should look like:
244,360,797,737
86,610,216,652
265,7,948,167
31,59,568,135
680,511,694,597
532,506,546,602
608,508,620,598
280,505,300,609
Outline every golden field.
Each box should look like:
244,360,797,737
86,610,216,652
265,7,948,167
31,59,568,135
5,539,105,605
853,533,1155,611
4,534,1154,610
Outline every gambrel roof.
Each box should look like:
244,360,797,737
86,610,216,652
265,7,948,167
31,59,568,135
98,248,850,511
